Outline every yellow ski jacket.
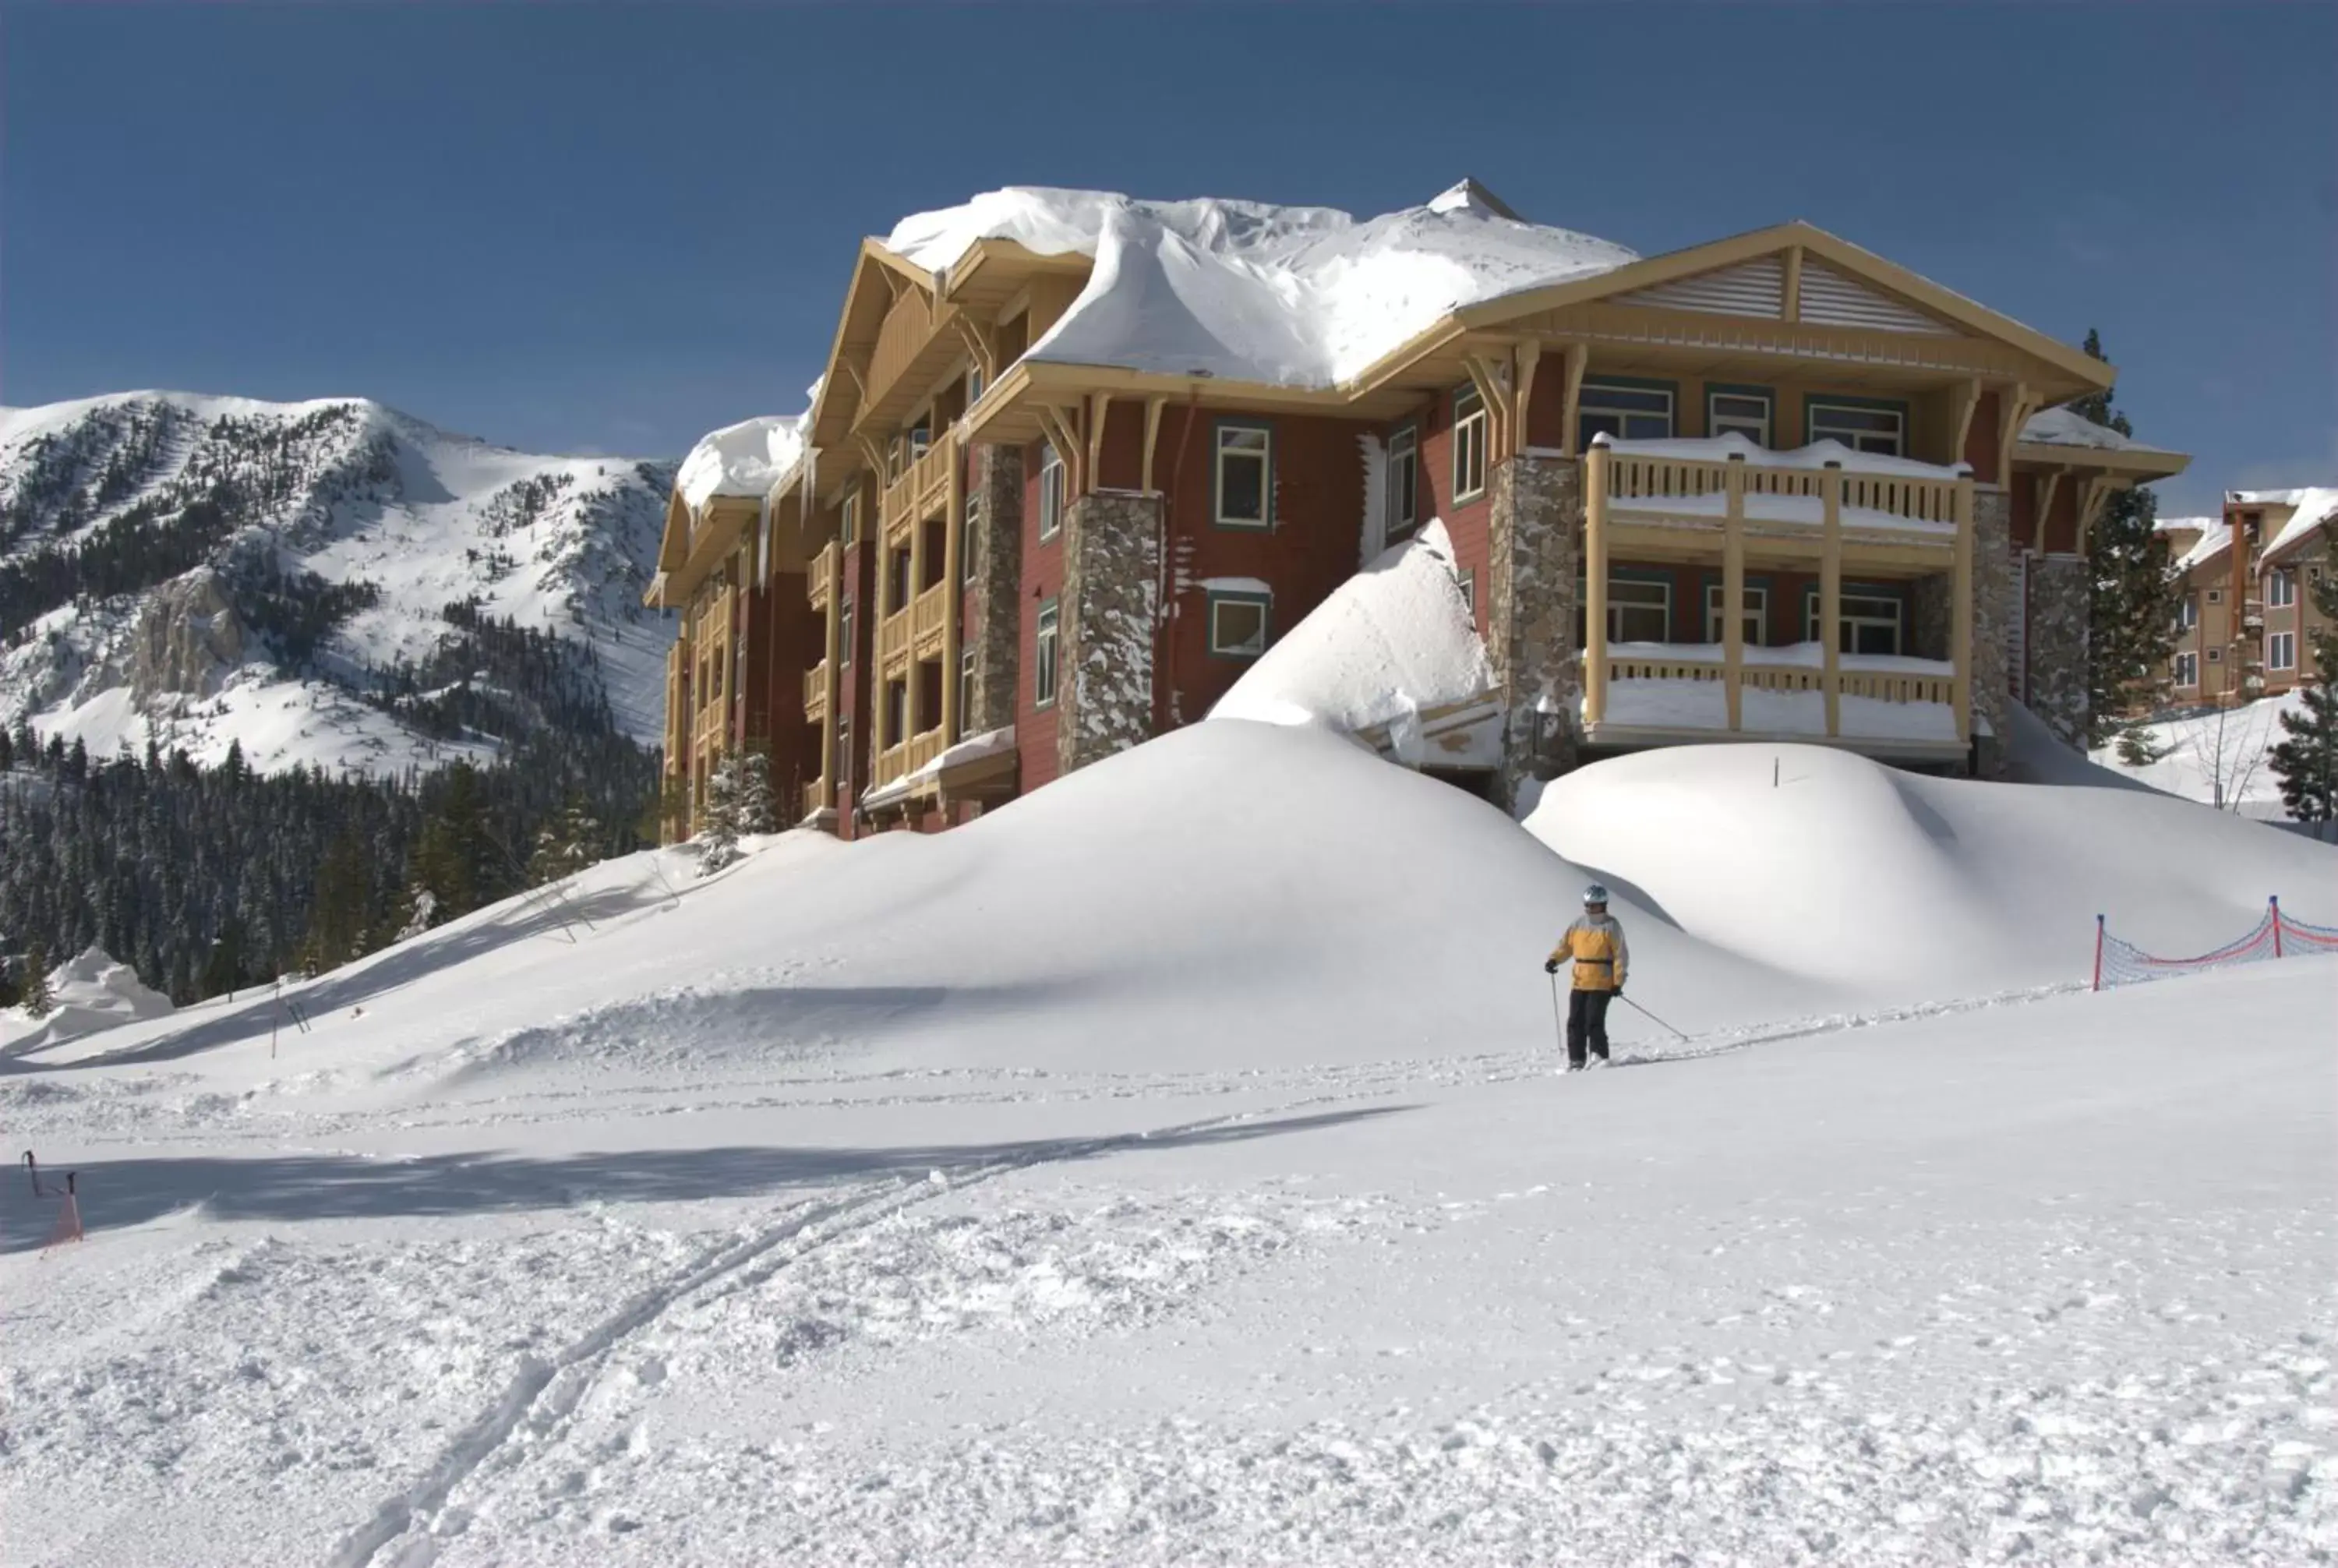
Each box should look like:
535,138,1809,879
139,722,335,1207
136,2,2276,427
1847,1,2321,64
1549,913,1629,992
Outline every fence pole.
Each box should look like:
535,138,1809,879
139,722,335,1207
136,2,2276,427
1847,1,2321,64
2092,914,2106,992
2272,895,2283,959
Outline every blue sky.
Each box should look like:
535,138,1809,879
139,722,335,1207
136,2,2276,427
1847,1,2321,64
3,2,2329,516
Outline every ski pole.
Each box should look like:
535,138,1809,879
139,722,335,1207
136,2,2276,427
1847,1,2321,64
1548,971,1566,1058
1619,993,1690,1042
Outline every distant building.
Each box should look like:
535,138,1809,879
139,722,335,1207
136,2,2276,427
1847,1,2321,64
2162,489,2336,708
647,182,2190,839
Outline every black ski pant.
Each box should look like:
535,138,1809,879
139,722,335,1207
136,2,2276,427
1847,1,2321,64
1566,987,1613,1067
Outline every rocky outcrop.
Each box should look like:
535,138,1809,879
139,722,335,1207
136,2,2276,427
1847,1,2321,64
127,569,246,705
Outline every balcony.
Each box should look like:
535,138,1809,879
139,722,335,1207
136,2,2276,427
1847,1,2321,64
911,580,948,659
1588,644,1965,758
803,660,829,724
881,431,958,532
2241,599,2266,630
807,541,838,611
803,779,831,821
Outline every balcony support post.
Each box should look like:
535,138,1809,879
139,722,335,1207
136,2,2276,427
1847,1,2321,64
941,431,964,746
1822,461,1843,739
1584,436,1612,727
1953,475,1974,744
1724,450,1746,732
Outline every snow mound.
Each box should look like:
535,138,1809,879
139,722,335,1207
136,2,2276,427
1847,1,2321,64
1207,521,1495,763
2,945,174,1055
885,183,1637,387
675,415,803,511
2089,690,2308,820
1524,742,2334,995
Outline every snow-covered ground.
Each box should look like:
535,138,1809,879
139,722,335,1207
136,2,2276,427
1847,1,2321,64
4,723,2333,1566
2091,692,2308,822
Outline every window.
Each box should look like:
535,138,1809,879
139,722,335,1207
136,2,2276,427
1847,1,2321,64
2208,588,2223,605
2268,569,2296,608
2208,646,2223,664
2174,652,2198,687
2178,595,2198,630
887,436,905,482
1808,590,1904,655
1386,426,1419,540
1034,599,1060,708
835,717,851,780
838,595,853,666
1708,390,1772,446
1208,592,1271,657
1577,380,1674,449
840,493,860,549
961,496,980,585
1704,583,1768,645
959,648,977,727
1455,568,1475,616
1038,445,1065,542
1215,424,1272,528
884,679,908,747
1807,401,1905,457
1453,387,1489,501
909,420,931,462
2269,630,2297,669
966,365,985,404
1607,577,1672,644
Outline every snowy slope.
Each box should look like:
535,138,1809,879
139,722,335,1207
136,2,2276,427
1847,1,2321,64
0,392,676,774
2090,691,2308,820
3,724,2333,1566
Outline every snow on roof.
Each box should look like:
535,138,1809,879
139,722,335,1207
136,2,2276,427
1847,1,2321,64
2018,405,2181,455
2173,524,2231,574
2230,487,2316,507
883,182,1637,389
2263,487,2338,560
676,415,805,512
1207,521,1495,758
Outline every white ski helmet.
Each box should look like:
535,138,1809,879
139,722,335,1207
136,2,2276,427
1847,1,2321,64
1582,883,1609,907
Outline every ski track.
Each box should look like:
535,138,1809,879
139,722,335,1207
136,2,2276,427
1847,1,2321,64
324,1093,1390,1568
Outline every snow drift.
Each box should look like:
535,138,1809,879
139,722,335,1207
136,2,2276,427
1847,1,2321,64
1207,521,1496,765
1,945,174,1056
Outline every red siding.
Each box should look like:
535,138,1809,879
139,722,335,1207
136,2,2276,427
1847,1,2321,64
1156,406,1369,723
1414,387,1493,641
1018,438,1064,791
1963,390,2002,482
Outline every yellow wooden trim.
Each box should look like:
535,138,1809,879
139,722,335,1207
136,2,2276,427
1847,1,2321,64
2076,475,2121,556
1513,341,1542,454
1141,394,1167,493
1723,452,1746,731
1559,343,1590,459
2035,469,2065,546
941,429,965,744
2008,440,2190,479
1584,441,1612,726
1821,464,1843,738
1037,403,1084,496
1952,475,1974,743
948,313,997,383
1994,383,2036,488
1086,391,1109,492
1949,377,1982,468
1462,354,1508,463
1782,244,1803,323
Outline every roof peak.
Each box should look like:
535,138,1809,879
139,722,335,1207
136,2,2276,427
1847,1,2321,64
1426,178,1522,222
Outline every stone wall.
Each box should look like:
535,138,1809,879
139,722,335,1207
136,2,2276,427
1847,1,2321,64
1486,453,1581,807
1911,574,1952,663
2025,554,2090,750
967,443,1023,735
1969,488,2012,779
1057,489,1161,776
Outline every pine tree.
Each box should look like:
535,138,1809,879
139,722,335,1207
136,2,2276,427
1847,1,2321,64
695,759,744,876
2269,526,2338,822
298,830,373,972
2073,330,2184,744
528,794,602,885
19,941,51,1016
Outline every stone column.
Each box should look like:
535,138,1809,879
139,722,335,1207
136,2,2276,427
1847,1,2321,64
2025,554,2090,750
1487,452,1582,807
1969,486,2013,779
1057,489,1162,776
966,443,1023,735
1911,574,1952,662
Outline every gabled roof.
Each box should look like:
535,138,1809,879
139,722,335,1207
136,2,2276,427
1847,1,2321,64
2261,488,2338,563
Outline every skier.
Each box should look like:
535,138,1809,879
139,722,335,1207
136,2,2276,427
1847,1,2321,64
1545,883,1629,1071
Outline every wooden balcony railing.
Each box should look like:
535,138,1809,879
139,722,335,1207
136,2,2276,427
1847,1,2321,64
911,580,948,657
1600,445,1967,534
803,779,829,820
876,605,913,671
807,541,837,611
803,660,829,722
881,430,958,531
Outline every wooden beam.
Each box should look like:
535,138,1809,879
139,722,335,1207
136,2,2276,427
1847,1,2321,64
1036,403,1083,497
2077,476,2121,556
1462,354,1508,462
2035,469,2065,553
1559,343,1591,459
1782,245,1804,323
1953,475,1974,743
1948,376,1983,470
948,313,997,383
837,357,868,404
1584,439,1612,726
1995,381,2035,488
1140,395,1167,493
1724,451,1746,732
1086,392,1109,493
1513,340,1543,454
1821,461,1843,738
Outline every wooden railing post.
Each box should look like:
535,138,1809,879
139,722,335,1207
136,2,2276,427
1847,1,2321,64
1584,437,1612,727
1724,450,1746,732
1821,460,1843,739
941,430,964,745
1952,472,1974,744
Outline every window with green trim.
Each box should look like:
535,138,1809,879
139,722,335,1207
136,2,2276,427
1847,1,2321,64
1704,582,1767,645
1215,424,1272,528
1708,390,1772,446
1808,401,1905,457
1038,445,1065,542
1452,387,1489,502
1208,592,1271,658
1034,599,1061,708
1806,589,1905,655
1386,426,1419,539
1578,380,1674,447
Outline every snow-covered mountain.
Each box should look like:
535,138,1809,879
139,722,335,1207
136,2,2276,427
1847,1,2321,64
0,392,677,775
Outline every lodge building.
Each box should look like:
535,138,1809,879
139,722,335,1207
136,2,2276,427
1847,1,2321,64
648,182,2191,839
2160,489,2334,708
